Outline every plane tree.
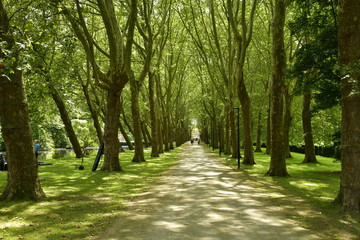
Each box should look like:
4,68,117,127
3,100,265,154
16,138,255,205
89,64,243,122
288,0,339,164
335,0,360,212
0,0,45,200
57,0,138,171
178,0,237,157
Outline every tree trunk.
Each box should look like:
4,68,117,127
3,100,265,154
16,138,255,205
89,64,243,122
141,121,149,147
61,0,137,171
266,0,288,177
210,119,213,149
219,119,225,154
302,93,317,163
169,118,174,150
130,80,145,162
255,111,262,152
157,116,164,153
284,85,292,158
230,109,238,158
121,109,134,136
102,87,123,171
81,83,104,145
175,122,182,147
144,122,151,147
238,78,255,165
49,85,83,158
225,106,232,155
212,119,219,149
266,95,271,155
145,124,152,146
149,72,159,157
0,2,45,200
119,120,134,150
0,71,46,200
202,120,210,145
164,116,171,151
334,0,360,212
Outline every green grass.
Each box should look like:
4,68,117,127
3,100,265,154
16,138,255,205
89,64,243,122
0,147,182,240
1,146,359,240
242,152,341,206
214,148,360,240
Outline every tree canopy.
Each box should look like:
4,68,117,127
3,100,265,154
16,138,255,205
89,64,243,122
1,0,359,212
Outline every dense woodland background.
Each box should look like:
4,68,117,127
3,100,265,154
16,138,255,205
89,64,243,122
0,0,359,212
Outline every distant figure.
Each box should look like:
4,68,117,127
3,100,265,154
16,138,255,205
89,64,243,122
191,139,194,145
34,140,40,160
198,139,201,145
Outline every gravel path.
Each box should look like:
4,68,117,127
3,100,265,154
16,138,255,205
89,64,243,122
96,143,319,240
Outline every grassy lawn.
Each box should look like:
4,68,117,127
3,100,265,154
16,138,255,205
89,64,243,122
213,148,360,240
0,147,182,240
1,145,359,240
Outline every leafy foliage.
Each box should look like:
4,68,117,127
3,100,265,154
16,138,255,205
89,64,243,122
289,0,340,112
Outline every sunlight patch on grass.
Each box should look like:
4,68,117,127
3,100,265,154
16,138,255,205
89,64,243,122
218,148,341,206
209,147,360,240
0,147,183,240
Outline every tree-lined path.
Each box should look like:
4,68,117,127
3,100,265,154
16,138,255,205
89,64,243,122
95,143,318,240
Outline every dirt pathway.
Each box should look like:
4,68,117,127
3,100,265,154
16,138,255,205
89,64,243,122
95,143,319,240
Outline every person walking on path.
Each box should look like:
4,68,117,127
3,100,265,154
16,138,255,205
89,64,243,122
33,140,40,160
96,143,319,240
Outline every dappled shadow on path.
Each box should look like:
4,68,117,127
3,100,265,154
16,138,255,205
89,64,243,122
96,143,318,240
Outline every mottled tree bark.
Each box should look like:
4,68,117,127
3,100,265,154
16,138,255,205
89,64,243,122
238,77,255,165
157,117,164,154
49,84,83,158
163,117,170,151
302,93,317,163
130,80,145,162
149,73,159,157
334,0,360,212
175,121,182,147
0,0,45,200
0,71,45,200
119,120,134,150
144,123,151,146
141,121,150,148
101,87,123,171
169,119,174,150
266,96,271,155
284,85,292,158
230,109,238,158
225,105,232,155
212,119,219,149
255,111,263,152
219,118,225,154
267,0,288,176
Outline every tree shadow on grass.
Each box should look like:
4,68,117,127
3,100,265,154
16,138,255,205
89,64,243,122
0,148,182,240
213,150,359,240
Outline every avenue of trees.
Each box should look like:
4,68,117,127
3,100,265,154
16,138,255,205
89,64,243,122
0,0,359,212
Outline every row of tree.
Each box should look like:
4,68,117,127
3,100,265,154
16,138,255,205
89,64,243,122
0,0,194,200
181,0,359,212
0,0,359,212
